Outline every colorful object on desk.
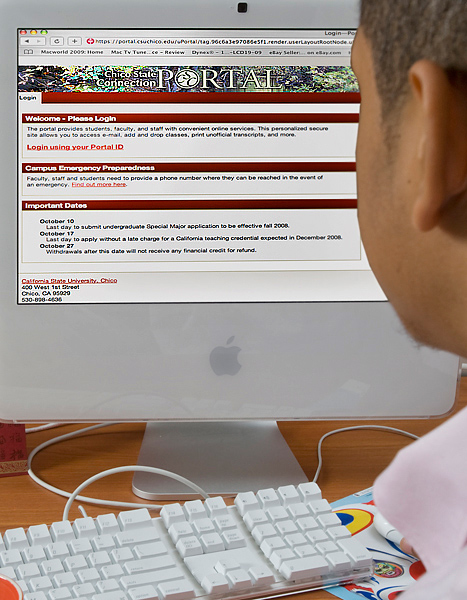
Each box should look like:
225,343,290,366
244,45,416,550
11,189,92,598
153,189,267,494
0,424,28,477
336,507,374,535
0,574,23,599
329,491,426,600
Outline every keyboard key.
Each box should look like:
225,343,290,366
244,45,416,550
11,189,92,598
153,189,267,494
157,579,195,600
111,547,134,564
296,516,319,532
124,556,176,575
134,541,169,559
23,546,47,563
234,492,260,516
200,532,224,553
260,537,287,558
251,523,277,544
287,503,310,519
298,482,322,502
214,558,241,575
204,497,228,518
4,528,28,550
92,591,128,600
118,509,153,531
53,571,77,588
213,515,237,531
49,589,73,600
0,549,23,568
115,529,160,548
266,506,289,523
45,542,70,560
338,539,373,569
280,555,330,580
161,504,186,528
39,558,64,577
17,562,41,580
91,535,117,552
200,573,230,594
326,551,352,572
192,518,216,536
317,513,343,529
120,567,186,590
226,569,252,590
275,520,299,537
256,488,281,510
277,485,301,505
295,544,318,558
72,517,98,539
308,499,332,515
27,524,52,547
29,575,54,592
168,522,194,544
175,536,203,558
68,538,92,555
76,567,101,584
270,547,296,569
243,510,269,531
50,521,75,543
221,529,246,549
183,500,208,522
284,532,308,548
63,554,88,573
100,564,124,580
87,551,112,569
327,525,352,540
316,540,339,555
306,530,329,544
248,565,275,586
24,593,48,600
95,513,121,536
72,582,96,596
128,584,159,599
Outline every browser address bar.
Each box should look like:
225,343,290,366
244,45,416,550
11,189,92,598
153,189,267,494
85,37,354,46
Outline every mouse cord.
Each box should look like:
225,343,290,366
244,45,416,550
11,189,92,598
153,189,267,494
27,423,168,512
312,424,419,483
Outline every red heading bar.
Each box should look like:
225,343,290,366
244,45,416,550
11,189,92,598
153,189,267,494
23,113,359,124
23,162,356,173
22,199,357,211
42,91,361,105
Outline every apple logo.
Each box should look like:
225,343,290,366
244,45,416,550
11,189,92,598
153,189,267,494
209,336,242,376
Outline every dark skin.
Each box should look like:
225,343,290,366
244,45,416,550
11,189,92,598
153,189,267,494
351,27,467,558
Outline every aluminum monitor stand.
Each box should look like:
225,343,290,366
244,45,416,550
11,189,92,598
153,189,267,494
132,421,308,500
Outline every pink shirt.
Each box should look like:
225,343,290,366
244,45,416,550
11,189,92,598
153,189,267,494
373,405,467,597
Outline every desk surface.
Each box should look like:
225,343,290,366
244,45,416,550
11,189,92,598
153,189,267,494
1,377,466,599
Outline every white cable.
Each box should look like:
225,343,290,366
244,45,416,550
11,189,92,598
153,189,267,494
312,425,419,483
63,466,209,521
25,423,63,434
28,423,166,511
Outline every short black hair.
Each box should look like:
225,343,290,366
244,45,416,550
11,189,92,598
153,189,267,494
360,0,467,118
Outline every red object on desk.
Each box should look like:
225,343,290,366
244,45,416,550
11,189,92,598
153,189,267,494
0,574,23,599
0,424,28,477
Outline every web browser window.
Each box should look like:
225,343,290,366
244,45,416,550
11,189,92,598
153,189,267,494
17,28,385,304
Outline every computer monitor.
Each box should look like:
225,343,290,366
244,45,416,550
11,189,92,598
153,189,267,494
0,0,460,497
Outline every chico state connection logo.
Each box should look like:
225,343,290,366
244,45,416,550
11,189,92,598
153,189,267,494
174,69,201,89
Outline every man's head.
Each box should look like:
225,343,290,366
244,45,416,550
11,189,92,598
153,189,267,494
352,0,467,355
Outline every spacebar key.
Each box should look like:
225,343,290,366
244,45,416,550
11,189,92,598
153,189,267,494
121,567,186,590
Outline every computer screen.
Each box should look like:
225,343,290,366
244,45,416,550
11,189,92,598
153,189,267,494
0,0,460,494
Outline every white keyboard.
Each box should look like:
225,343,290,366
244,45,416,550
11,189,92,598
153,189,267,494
0,483,373,600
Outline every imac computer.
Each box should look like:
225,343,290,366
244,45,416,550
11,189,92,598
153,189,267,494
0,0,460,497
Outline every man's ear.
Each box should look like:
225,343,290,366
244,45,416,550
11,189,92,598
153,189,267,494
409,60,467,232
